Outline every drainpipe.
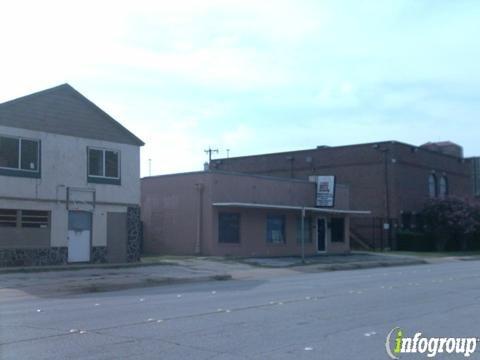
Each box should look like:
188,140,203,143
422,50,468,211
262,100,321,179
373,144,392,250
194,183,204,255
301,207,306,264
382,149,391,250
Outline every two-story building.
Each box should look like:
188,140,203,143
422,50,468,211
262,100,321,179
0,84,144,266
210,141,474,250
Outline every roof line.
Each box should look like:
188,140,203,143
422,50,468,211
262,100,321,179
212,140,398,162
66,85,145,146
0,83,69,107
0,83,145,147
212,140,467,162
142,169,315,184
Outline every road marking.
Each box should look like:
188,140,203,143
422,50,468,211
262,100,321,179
79,330,87,334
36,309,42,313
364,331,377,337
304,347,313,351
157,320,164,323
69,329,78,333
147,318,155,322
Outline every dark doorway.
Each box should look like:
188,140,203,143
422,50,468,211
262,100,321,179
317,218,326,252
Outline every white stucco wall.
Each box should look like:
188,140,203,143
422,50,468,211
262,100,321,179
0,126,141,249
0,125,141,205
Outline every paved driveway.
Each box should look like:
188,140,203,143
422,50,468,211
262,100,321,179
1,260,480,359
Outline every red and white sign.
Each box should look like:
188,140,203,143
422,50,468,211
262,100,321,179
313,176,336,207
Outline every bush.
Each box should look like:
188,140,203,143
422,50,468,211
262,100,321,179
420,198,480,251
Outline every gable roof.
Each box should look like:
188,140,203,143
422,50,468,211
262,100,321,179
0,84,144,146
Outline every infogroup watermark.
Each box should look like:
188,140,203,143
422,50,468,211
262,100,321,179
385,327,479,359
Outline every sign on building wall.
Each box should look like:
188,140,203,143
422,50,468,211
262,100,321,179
311,176,336,207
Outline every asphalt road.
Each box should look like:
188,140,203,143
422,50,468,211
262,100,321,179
1,261,480,359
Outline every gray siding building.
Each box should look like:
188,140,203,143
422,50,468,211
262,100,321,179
0,84,143,266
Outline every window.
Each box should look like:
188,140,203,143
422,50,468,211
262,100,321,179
266,215,286,244
428,174,437,198
0,209,49,228
331,218,345,242
296,216,312,243
21,210,49,228
0,209,17,227
218,213,240,243
439,176,448,199
87,147,120,185
0,135,40,177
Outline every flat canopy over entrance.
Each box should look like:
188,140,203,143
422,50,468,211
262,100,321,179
212,202,371,216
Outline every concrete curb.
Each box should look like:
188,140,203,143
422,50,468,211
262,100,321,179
314,259,427,272
0,261,178,274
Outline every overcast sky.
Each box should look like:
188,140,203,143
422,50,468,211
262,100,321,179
1,0,479,176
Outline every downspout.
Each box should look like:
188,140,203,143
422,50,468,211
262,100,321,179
301,207,306,264
195,183,204,255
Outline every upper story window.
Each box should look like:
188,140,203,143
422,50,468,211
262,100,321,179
0,135,40,178
87,147,121,185
439,176,448,199
428,174,437,199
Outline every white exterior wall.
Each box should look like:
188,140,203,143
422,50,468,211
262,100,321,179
0,125,140,248
0,125,140,204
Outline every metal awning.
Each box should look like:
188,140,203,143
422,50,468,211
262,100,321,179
212,202,371,216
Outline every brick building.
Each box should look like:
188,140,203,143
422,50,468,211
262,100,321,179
141,171,369,257
210,141,475,249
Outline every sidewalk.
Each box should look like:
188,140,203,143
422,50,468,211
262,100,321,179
0,253,429,300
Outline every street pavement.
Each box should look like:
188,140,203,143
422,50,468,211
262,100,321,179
1,260,480,359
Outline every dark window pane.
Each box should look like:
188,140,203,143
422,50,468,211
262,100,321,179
428,174,437,198
20,139,39,171
266,215,286,243
21,210,49,228
0,136,19,169
89,149,104,176
105,151,119,178
331,218,345,242
0,209,17,227
218,213,240,243
296,216,312,243
439,176,448,198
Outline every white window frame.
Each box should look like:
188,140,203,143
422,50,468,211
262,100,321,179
0,134,40,173
87,147,121,180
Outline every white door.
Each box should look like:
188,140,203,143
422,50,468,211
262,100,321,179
68,211,91,262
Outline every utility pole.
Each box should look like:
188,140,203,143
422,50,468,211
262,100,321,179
204,147,219,163
148,158,152,177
